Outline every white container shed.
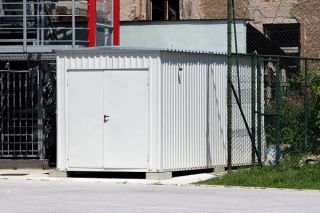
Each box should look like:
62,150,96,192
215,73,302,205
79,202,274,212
56,47,254,176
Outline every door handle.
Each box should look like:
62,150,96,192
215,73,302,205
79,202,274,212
104,115,110,123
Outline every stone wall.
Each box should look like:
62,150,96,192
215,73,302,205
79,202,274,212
248,0,298,31
291,0,320,58
119,0,249,20
120,0,147,21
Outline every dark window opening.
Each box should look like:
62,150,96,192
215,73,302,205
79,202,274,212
263,24,300,55
150,0,179,21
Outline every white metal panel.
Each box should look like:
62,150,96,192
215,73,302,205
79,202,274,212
103,70,149,169
209,56,228,167
57,48,257,172
121,20,247,53
160,52,228,171
67,71,104,168
56,49,162,172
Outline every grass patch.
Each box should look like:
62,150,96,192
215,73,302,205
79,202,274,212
199,156,320,190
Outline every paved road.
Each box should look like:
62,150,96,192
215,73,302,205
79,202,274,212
0,179,319,213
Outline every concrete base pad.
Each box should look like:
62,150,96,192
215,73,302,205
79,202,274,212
0,160,49,170
214,167,226,173
146,172,173,180
49,170,68,178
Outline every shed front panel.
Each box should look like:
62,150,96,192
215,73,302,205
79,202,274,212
67,70,104,168
103,70,149,169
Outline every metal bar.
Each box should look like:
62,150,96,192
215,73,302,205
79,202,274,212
23,0,27,51
31,71,34,156
251,56,256,164
25,72,28,155
233,53,320,61
113,0,120,46
231,0,242,104
88,0,96,47
41,1,45,45
37,65,44,159
0,2,89,5
37,1,40,45
0,14,89,17
0,73,3,157
257,59,262,161
227,0,233,171
72,0,76,47
13,73,16,157
304,59,309,152
7,73,10,156
275,59,281,164
19,73,22,155
164,0,169,20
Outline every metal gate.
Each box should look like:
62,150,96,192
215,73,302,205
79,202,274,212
0,69,43,159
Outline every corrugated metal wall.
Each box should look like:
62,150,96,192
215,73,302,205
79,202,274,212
160,52,228,171
57,48,259,172
56,49,162,171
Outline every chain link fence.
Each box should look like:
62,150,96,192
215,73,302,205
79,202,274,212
228,0,320,167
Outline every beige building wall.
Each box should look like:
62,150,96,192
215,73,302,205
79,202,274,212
119,0,249,20
248,0,298,31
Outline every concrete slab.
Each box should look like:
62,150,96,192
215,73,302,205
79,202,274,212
146,172,172,180
0,160,49,169
0,169,216,186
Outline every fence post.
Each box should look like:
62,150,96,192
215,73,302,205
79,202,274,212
227,0,233,171
304,59,309,152
275,59,281,164
23,0,27,51
251,56,256,164
256,58,262,162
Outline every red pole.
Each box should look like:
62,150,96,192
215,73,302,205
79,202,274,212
88,0,96,47
113,0,120,46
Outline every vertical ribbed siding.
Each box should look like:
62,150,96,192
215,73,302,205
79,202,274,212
57,50,162,171
57,49,257,172
160,52,228,171
209,56,228,167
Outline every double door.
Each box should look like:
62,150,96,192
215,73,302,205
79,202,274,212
67,70,149,169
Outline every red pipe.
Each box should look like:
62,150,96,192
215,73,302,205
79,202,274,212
113,0,120,46
88,0,96,47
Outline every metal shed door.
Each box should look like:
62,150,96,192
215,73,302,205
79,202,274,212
67,71,104,168
103,70,149,169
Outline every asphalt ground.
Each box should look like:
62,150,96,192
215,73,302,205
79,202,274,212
0,179,319,213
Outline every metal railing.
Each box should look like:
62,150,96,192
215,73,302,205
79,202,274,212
0,0,113,52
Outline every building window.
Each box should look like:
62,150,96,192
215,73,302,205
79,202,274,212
148,0,180,21
263,24,300,55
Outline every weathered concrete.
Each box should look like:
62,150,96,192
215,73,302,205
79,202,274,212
0,179,319,213
120,0,147,21
291,0,320,58
146,172,173,180
248,0,298,31
213,167,226,173
0,160,49,170
120,0,249,21
49,170,68,178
